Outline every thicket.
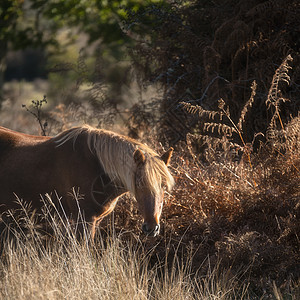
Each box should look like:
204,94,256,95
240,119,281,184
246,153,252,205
109,55,300,298
112,1,300,296
127,0,300,144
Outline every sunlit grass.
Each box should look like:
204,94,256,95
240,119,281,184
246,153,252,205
0,195,257,300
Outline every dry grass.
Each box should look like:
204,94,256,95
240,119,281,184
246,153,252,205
0,197,253,300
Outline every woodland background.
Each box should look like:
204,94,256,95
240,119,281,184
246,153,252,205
0,1,299,299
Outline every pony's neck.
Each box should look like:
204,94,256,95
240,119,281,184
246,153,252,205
86,129,137,195
54,126,140,196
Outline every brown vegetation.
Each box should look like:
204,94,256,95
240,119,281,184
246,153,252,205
130,0,300,144
103,56,300,297
1,55,299,298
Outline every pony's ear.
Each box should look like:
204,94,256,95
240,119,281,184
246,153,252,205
134,149,146,165
161,147,173,166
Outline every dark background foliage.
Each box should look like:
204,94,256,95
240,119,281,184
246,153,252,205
128,0,300,144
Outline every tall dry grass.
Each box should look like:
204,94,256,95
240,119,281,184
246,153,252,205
0,197,253,300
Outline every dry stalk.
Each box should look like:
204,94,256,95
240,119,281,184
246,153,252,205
266,54,293,130
237,81,257,131
180,102,222,121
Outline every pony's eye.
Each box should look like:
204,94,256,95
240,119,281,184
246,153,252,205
136,178,144,188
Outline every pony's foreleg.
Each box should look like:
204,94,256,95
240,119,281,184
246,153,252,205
89,218,99,240
92,197,120,237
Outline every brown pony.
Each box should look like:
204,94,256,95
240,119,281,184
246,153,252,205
0,125,174,238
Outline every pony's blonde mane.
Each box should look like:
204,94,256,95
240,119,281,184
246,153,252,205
55,125,174,196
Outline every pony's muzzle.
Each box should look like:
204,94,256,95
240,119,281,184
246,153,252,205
142,223,160,237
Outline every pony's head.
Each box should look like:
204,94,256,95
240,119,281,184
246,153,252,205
133,147,174,237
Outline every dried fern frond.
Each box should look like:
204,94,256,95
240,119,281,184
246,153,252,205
246,0,285,17
266,55,293,130
186,132,245,165
204,122,236,137
266,55,293,111
267,114,300,154
238,81,257,131
284,117,300,158
188,133,242,152
180,102,221,120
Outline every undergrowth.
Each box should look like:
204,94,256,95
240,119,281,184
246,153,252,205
0,57,299,299
0,196,254,300
110,55,300,298
128,0,300,143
